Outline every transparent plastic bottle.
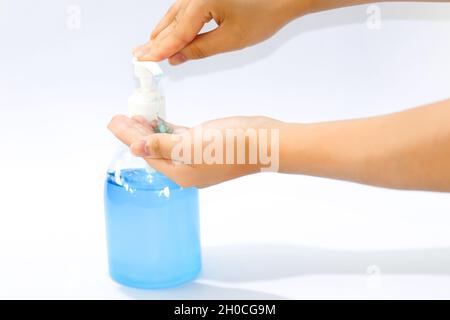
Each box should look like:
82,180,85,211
104,60,201,289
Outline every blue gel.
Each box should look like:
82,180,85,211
104,169,201,289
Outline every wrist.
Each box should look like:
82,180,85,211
277,0,315,23
279,122,307,174
279,121,346,177
279,120,368,182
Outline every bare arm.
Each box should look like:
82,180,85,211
281,99,450,191
134,0,450,64
108,99,450,191
309,0,450,14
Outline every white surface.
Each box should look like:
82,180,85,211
0,0,450,299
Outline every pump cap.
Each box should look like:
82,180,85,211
132,57,163,79
128,58,166,121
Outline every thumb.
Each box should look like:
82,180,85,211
169,27,238,65
131,133,185,161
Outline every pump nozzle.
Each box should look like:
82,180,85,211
128,58,166,121
132,57,163,92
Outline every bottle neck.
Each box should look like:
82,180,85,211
139,77,154,92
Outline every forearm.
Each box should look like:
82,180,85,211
310,0,449,13
286,0,450,19
280,99,450,191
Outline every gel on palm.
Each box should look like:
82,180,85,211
104,59,201,289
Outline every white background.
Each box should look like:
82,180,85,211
0,0,450,299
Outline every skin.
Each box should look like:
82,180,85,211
133,0,449,64
133,0,311,65
108,115,274,188
109,0,450,191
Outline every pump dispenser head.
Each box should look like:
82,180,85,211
128,58,166,121
133,58,163,90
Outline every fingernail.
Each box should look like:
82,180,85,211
130,140,148,157
133,46,152,59
145,143,152,157
170,52,187,65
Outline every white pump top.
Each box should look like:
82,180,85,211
128,58,166,121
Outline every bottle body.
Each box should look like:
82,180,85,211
104,148,201,289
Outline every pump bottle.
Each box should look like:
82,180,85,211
103,59,201,289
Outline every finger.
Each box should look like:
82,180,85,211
107,115,151,146
131,115,158,131
133,2,183,56
168,26,236,65
134,16,186,60
132,42,151,57
144,133,185,160
130,140,147,157
151,1,181,40
145,157,195,187
132,114,188,134
133,21,177,58
137,3,209,61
